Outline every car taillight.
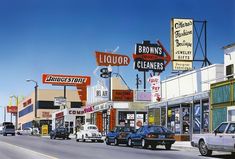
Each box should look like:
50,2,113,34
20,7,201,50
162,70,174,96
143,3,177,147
168,134,174,139
146,134,158,138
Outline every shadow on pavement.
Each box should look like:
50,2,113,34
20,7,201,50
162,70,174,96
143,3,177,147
199,154,233,159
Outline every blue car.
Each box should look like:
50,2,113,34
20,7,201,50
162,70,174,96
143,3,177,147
106,126,134,146
126,125,175,150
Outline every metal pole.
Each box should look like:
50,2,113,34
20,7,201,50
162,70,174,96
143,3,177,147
144,71,146,92
10,113,12,122
35,84,38,118
16,97,18,129
109,72,112,101
4,107,6,122
136,74,139,90
204,21,207,66
64,86,66,109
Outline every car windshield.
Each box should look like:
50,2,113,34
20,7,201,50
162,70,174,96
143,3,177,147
88,126,97,130
148,126,164,133
5,125,14,129
161,127,173,133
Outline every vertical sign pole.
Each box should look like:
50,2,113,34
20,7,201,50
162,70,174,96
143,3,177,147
144,71,146,92
136,74,139,90
64,86,66,109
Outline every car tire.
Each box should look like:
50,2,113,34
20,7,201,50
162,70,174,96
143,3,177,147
127,138,133,147
141,138,148,149
114,138,119,146
50,136,53,139
98,140,104,143
3,133,6,136
165,143,172,150
151,144,157,150
53,136,56,139
12,133,15,136
76,139,80,142
91,140,96,142
199,140,212,156
82,135,85,142
106,137,110,145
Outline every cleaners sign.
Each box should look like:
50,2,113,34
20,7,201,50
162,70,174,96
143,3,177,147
42,74,91,86
133,41,171,72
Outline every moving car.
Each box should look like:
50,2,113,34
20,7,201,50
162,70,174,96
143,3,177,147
50,127,69,140
191,121,235,156
76,124,103,142
106,126,134,145
2,124,15,136
126,125,175,150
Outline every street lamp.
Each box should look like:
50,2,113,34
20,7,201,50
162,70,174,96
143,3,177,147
26,79,38,119
10,95,19,129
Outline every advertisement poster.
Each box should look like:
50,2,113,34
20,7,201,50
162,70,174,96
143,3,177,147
136,114,143,129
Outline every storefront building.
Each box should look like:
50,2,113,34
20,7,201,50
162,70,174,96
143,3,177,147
18,89,82,132
148,64,224,141
52,108,85,133
210,43,235,130
86,77,150,135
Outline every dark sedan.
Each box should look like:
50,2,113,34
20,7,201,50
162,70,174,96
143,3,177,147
126,125,175,150
50,127,69,140
106,126,134,145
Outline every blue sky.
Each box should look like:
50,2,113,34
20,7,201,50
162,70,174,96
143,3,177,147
0,0,234,123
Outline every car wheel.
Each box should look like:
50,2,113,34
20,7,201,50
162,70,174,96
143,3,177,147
12,133,15,136
76,139,79,142
199,140,212,156
50,135,53,139
127,138,133,147
3,133,6,136
114,138,119,146
98,140,104,143
53,136,56,139
151,144,157,150
105,137,110,145
82,135,85,142
165,143,172,150
141,138,147,149
91,140,95,142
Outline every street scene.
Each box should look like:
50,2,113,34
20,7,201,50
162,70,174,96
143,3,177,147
0,0,235,159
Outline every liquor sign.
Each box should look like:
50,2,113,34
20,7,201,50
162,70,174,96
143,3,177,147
133,41,171,72
7,106,17,113
171,18,193,70
95,51,130,66
42,74,91,86
148,75,161,102
112,90,134,101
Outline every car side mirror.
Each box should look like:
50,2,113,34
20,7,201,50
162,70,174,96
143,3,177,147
214,130,217,136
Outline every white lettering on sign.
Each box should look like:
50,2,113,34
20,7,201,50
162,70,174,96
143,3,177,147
138,46,162,55
99,54,129,65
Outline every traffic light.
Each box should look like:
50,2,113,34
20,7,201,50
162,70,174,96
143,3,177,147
100,68,109,78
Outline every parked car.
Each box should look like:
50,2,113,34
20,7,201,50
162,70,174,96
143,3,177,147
50,127,69,140
191,121,235,156
76,124,103,142
2,124,15,136
16,127,39,135
0,122,13,134
106,126,134,145
126,125,175,150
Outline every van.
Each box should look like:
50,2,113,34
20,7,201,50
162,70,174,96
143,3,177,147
2,124,15,136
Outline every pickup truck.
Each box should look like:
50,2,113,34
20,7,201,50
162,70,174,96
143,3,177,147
191,121,235,156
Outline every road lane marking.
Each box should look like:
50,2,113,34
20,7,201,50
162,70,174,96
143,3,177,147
0,141,58,159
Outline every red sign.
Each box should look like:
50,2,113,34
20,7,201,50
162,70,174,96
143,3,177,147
42,74,91,86
56,112,64,119
95,52,130,66
112,90,133,101
84,105,94,113
23,99,32,107
7,106,17,113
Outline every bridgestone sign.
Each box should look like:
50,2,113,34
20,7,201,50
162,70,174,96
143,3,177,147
42,74,91,86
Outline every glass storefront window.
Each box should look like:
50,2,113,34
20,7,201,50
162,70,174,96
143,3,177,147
167,106,180,134
182,107,190,134
118,111,147,128
193,103,201,134
202,102,209,133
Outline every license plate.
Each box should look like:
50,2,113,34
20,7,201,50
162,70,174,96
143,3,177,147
159,135,165,138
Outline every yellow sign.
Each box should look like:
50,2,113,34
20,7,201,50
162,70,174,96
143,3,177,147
41,125,48,135
172,61,192,71
149,116,154,124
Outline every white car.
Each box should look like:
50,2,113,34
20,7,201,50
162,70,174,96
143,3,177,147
16,127,39,135
191,121,235,156
76,124,103,142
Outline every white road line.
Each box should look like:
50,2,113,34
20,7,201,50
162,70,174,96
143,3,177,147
0,141,58,159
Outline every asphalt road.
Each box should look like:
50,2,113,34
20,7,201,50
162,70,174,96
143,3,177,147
0,135,233,159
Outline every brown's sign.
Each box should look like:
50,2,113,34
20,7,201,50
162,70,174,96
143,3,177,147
95,51,130,66
112,90,133,101
42,74,91,86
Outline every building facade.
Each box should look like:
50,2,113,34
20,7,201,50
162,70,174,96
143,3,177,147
18,89,82,132
148,64,224,141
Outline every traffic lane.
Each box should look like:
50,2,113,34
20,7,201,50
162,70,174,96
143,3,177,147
0,140,57,159
0,135,232,159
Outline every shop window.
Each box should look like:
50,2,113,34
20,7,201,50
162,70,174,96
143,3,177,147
167,107,180,134
182,107,190,134
38,101,60,109
71,102,82,108
226,64,233,79
193,103,201,134
202,102,209,133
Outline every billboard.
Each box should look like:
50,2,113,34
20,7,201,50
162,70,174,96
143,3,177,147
95,51,130,66
42,74,91,86
7,106,17,113
112,90,133,101
171,18,193,70
148,75,161,102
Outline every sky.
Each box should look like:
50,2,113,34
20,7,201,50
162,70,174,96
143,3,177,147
0,0,235,123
